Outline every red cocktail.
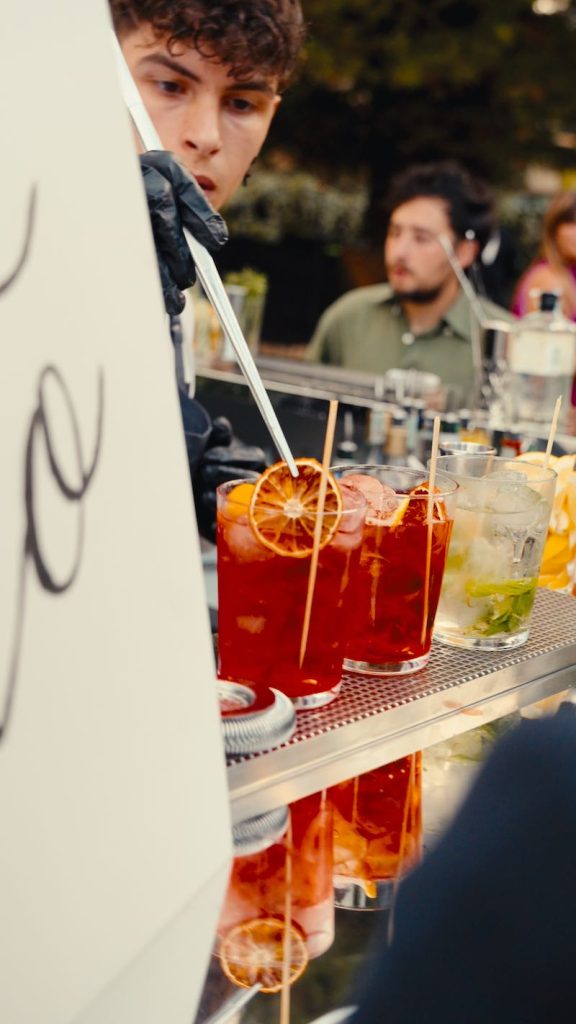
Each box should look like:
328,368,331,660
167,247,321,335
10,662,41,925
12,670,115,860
339,466,457,674
217,460,365,708
217,792,334,992
332,754,422,910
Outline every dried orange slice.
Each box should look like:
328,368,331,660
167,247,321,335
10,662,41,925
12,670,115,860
249,458,342,558
219,917,309,993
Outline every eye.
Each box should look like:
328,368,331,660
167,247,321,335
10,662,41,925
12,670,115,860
156,78,185,96
227,95,257,113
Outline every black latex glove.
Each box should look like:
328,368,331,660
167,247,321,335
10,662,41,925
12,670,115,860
193,416,268,542
140,151,228,315
179,389,213,476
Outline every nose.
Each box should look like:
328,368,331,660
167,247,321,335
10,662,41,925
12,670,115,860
182,95,222,157
386,232,408,262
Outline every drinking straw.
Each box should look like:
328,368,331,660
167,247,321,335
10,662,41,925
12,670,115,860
544,395,563,469
299,400,339,667
420,416,441,646
111,34,298,477
436,233,487,381
436,233,488,330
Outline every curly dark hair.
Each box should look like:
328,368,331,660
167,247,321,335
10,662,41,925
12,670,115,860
385,160,496,252
109,0,305,88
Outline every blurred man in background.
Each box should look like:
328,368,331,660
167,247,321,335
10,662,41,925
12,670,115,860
306,161,514,401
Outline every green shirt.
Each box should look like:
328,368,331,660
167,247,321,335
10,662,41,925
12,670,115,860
306,283,514,398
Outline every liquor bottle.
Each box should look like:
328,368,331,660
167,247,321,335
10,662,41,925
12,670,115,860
507,290,576,425
416,409,437,466
335,409,359,465
364,404,391,464
403,398,426,458
384,409,409,466
439,412,461,447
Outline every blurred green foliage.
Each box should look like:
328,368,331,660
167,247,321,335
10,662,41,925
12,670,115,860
264,0,576,236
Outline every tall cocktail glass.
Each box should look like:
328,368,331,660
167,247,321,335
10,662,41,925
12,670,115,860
216,792,334,993
336,466,458,675
433,455,557,650
332,754,422,910
217,467,365,708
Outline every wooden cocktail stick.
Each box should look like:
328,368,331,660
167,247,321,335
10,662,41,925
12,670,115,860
544,395,562,470
299,400,339,667
420,416,441,646
387,752,417,947
280,814,293,1024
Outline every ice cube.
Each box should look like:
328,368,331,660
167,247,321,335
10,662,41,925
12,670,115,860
342,474,397,514
225,520,273,561
486,479,544,523
339,481,369,533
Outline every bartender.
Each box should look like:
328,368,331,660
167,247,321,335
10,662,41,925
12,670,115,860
110,0,306,538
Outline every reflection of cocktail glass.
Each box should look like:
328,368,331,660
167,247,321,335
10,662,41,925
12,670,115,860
433,455,557,650
336,466,457,675
217,467,365,708
332,755,422,911
216,792,334,993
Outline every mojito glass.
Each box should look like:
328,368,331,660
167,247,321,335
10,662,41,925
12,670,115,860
217,461,366,708
336,466,458,675
216,792,334,992
332,754,422,910
434,455,557,650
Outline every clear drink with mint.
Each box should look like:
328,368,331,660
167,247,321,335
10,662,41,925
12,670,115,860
433,455,556,650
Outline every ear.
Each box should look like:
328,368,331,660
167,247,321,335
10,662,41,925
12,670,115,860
455,237,480,270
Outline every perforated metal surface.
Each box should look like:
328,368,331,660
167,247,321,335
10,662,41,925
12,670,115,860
226,588,576,823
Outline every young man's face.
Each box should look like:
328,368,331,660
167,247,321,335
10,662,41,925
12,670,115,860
385,197,474,303
120,27,281,211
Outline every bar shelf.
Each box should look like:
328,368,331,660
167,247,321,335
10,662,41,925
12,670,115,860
226,588,576,824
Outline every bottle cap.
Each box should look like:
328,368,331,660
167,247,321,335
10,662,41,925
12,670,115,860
540,290,560,312
218,681,297,756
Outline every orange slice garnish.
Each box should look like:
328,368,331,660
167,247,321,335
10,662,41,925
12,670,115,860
219,917,309,993
249,458,342,558
367,497,409,528
408,483,448,523
225,482,256,520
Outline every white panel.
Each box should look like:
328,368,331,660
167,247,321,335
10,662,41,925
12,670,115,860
0,2,231,1022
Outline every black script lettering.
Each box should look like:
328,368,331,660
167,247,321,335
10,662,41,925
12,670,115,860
1,367,105,743
0,186,36,296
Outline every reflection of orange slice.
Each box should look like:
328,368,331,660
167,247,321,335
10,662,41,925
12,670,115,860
220,917,309,993
249,459,342,558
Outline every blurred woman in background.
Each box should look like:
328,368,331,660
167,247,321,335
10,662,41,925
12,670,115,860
511,190,576,320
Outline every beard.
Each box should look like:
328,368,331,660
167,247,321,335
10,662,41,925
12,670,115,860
391,284,443,304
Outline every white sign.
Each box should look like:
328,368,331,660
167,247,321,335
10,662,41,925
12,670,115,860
0,3,231,1023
